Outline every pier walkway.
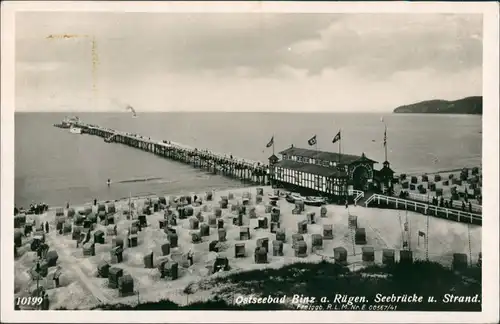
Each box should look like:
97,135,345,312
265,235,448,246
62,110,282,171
73,122,270,186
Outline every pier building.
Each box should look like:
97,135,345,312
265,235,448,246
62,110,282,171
269,146,392,202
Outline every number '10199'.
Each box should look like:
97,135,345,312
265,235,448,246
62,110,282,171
16,297,43,306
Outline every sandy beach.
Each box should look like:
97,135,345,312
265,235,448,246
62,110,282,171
13,185,482,310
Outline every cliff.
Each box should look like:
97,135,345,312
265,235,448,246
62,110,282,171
393,96,482,115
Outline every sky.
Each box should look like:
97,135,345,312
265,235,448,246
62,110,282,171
15,12,483,112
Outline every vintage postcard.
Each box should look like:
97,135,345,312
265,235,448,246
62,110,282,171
1,1,499,323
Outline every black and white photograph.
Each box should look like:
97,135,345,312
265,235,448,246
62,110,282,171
1,1,498,323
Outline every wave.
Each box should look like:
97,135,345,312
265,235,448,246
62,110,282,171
116,177,164,184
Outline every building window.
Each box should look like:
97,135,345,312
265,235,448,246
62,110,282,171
276,168,283,180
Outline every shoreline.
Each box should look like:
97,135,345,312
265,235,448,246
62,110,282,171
18,165,481,212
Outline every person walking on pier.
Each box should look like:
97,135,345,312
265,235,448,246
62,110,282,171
468,202,473,213
461,201,466,211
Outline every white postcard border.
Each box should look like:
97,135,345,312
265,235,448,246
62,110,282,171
1,1,498,323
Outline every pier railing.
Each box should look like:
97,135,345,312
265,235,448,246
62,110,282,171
81,123,265,168
405,192,482,214
364,194,481,225
72,122,270,186
349,189,364,204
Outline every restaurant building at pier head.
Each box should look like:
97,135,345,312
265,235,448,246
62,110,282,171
268,146,395,203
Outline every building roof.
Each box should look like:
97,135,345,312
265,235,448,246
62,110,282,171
268,154,279,161
379,166,395,175
274,159,348,178
278,147,377,164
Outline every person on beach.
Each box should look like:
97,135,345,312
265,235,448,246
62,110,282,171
66,202,69,209
53,266,62,288
41,293,50,310
45,221,49,233
187,249,194,266
93,198,97,206
84,229,91,245
36,245,43,259
345,199,349,209
107,179,111,186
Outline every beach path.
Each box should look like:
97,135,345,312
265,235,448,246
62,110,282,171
46,234,111,304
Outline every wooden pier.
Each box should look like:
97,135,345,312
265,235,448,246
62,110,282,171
71,123,270,186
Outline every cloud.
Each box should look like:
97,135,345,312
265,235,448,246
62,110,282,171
14,12,483,112
288,14,483,77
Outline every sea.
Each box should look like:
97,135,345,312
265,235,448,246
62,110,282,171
14,112,482,208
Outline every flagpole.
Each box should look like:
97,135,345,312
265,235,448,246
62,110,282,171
426,211,429,261
338,129,342,163
384,124,388,162
272,134,275,156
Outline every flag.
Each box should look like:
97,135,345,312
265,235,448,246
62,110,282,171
418,230,426,237
383,127,387,147
266,136,274,148
308,135,317,146
332,131,341,144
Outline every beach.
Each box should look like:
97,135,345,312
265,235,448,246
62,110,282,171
14,185,481,310
13,112,483,310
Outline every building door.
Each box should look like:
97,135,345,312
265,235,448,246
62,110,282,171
352,165,370,191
